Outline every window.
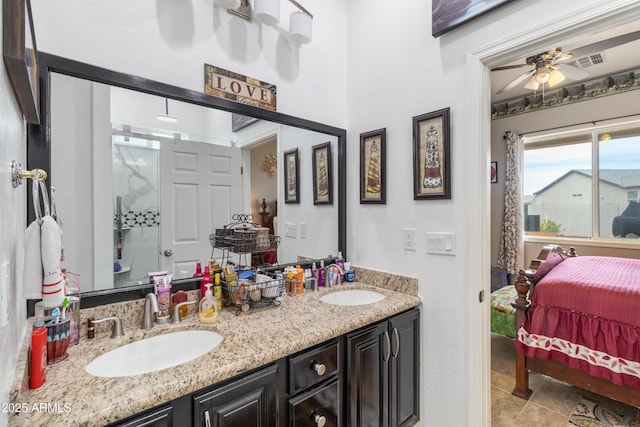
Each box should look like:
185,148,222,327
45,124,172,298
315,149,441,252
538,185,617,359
523,124,640,241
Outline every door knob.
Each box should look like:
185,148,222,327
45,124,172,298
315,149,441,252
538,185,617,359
310,361,326,376
163,249,173,257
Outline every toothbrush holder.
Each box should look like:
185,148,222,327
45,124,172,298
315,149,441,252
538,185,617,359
45,317,71,364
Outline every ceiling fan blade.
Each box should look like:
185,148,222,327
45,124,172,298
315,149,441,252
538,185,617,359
492,63,530,72
567,30,640,58
496,69,536,94
555,63,589,80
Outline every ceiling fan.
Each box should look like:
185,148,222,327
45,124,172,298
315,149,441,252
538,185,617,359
493,30,640,95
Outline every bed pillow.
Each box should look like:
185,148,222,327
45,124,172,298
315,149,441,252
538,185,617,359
532,248,567,283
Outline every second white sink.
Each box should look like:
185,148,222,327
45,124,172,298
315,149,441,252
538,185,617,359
85,330,223,377
320,289,385,306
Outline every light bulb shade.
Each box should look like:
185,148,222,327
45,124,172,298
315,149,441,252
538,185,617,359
213,0,241,9
524,75,540,91
547,69,566,87
289,11,312,44
534,68,550,84
254,0,280,25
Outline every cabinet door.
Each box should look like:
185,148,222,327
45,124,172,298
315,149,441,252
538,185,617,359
346,321,389,427
389,308,420,427
193,364,279,427
107,405,173,427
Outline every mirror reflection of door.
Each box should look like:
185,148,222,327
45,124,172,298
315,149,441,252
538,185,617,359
160,139,242,279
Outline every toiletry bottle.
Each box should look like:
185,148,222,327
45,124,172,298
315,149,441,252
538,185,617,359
200,265,212,298
318,260,325,287
213,273,222,310
199,283,218,324
304,268,311,290
335,251,345,282
295,265,304,294
193,262,203,278
29,322,47,389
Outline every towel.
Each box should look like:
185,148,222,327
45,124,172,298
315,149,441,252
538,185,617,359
41,215,64,307
22,220,43,299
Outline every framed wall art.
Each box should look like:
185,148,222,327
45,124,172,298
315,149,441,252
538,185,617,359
3,0,39,124
360,128,386,204
412,108,451,200
490,161,498,184
432,0,515,38
312,142,333,205
284,148,299,204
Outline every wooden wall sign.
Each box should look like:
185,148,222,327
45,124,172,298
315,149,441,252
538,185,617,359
204,64,277,111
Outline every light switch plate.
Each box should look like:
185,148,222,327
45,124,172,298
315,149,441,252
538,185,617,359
285,223,297,238
403,228,416,251
426,232,456,256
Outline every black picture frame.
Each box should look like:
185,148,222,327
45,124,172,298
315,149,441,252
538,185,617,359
490,161,498,184
3,0,39,124
432,0,515,38
312,142,333,205
360,128,386,204
412,108,451,200
284,148,299,204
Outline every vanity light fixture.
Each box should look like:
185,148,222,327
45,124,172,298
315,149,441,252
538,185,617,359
157,98,178,123
215,0,313,44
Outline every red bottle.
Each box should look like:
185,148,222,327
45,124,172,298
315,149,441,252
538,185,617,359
193,262,204,278
29,324,47,389
200,265,212,298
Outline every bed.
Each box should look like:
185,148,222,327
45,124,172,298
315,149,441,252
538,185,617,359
512,244,640,406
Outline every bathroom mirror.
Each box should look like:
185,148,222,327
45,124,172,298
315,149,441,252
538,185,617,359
27,53,346,303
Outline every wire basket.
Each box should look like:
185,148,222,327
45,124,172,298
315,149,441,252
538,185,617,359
222,271,284,314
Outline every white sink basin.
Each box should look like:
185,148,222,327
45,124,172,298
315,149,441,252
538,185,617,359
320,289,385,306
85,330,223,377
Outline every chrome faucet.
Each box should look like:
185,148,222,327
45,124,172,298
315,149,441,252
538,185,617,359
141,293,159,330
172,300,197,323
90,316,125,338
324,263,345,287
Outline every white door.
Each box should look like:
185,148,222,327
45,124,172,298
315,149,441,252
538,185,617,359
160,140,242,279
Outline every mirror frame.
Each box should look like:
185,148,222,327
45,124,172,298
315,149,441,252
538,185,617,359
26,52,346,311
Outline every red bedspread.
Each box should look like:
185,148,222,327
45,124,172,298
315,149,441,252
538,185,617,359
516,256,640,388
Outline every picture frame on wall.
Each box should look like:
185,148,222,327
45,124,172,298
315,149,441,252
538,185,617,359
284,148,299,204
412,108,451,200
432,0,515,37
360,128,386,204
312,142,333,205
3,0,39,124
490,161,498,184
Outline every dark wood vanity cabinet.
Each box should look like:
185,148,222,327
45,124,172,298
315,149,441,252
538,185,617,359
106,404,174,427
193,363,280,427
346,308,420,427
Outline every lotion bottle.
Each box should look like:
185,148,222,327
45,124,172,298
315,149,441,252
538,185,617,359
199,283,218,324
200,265,212,298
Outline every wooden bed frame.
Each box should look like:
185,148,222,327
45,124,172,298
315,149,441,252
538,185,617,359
511,244,640,407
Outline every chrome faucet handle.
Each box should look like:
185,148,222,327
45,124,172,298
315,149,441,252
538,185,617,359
91,316,125,338
172,300,197,324
142,293,159,330
324,263,345,287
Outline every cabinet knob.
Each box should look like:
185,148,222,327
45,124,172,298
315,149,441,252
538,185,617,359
313,413,326,427
311,361,326,376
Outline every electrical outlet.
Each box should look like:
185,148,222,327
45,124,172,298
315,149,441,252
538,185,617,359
0,261,9,327
403,228,416,251
299,223,307,238
285,223,297,238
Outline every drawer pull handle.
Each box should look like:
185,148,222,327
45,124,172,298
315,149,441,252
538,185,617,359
383,330,391,362
204,410,211,427
392,327,400,358
311,361,326,376
313,413,327,427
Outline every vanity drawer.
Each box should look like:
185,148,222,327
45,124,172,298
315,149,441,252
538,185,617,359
290,379,340,427
289,340,339,395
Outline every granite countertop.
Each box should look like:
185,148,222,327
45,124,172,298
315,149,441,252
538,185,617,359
9,278,421,427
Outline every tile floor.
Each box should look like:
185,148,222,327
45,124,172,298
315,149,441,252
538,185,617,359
491,333,640,426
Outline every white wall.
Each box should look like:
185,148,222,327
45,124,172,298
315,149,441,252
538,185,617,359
0,4,29,423
346,1,640,426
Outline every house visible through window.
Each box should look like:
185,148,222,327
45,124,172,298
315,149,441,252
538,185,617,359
523,124,640,241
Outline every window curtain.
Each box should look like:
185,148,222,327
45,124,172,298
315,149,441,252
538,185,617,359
497,131,523,280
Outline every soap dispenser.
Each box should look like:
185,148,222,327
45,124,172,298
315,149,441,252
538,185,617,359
199,282,218,324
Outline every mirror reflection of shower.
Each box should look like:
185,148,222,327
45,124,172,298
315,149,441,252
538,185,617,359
112,135,161,287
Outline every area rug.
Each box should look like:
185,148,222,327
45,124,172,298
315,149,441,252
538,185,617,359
569,397,640,427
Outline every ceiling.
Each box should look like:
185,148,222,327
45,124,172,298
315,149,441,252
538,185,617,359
490,21,640,104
